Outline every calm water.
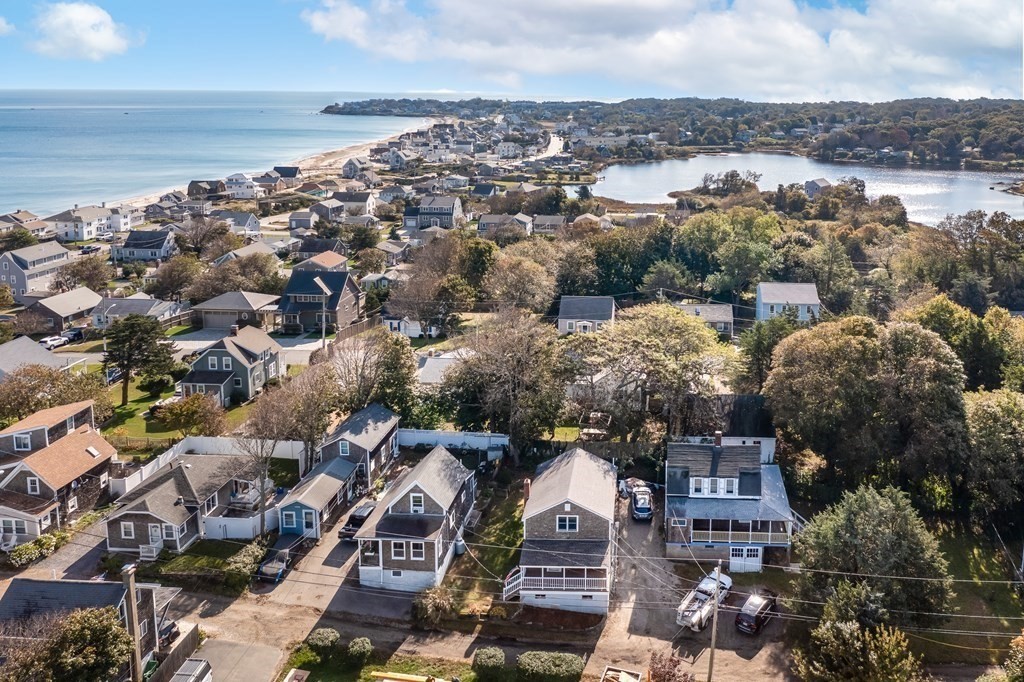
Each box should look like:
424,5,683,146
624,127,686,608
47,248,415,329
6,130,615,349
593,153,1024,226
0,90,423,216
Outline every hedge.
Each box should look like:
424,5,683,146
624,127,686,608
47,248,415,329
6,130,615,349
348,637,373,665
516,652,584,682
7,531,70,567
473,647,506,681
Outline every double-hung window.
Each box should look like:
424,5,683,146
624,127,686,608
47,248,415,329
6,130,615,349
708,478,719,495
163,524,176,540
13,433,30,451
282,511,296,528
26,477,40,495
692,478,703,495
410,542,425,561
223,358,232,371
338,441,349,457
556,515,578,532
120,522,134,539
725,479,735,495
208,356,218,370
391,541,406,560
410,493,424,514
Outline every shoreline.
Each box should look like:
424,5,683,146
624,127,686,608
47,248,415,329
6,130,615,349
105,118,431,211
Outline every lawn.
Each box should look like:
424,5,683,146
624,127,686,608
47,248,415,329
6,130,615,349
102,379,178,438
165,325,195,337
409,336,446,350
160,540,238,575
282,651,476,682
269,458,301,489
445,484,524,612
56,339,106,353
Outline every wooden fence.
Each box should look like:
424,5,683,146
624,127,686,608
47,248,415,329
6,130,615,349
106,435,180,454
310,315,383,364
149,624,201,682
159,311,195,331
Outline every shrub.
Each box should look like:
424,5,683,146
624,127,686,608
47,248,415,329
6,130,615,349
224,539,265,592
473,647,506,681
138,375,172,397
347,636,372,665
289,643,320,669
8,542,41,567
516,652,585,682
307,627,340,657
412,585,456,627
34,533,58,555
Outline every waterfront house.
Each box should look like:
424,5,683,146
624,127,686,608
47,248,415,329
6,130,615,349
502,448,617,613
677,303,734,337
190,291,280,330
224,173,266,200
273,166,304,186
28,287,103,330
556,296,615,334
187,180,227,199
804,178,832,199
0,242,73,303
357,170,382,188
113,229,177,262
278,457,357,541
179,326,283,405
320,403,400,483
343,157,371,179
209,210,261,238
663,437,795,572
106,453,273,557
0,401,115,547
355,445,475,591
754,282,820,322
46,204,113,241
389,150,418,171
92,295,187,330
278,269,362,334
108,205,145,232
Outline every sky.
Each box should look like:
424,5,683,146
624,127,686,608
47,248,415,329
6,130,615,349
0,0,1020,102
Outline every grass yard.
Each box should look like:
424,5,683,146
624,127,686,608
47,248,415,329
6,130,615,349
165,325,194,337
160,540,238,575
282,650,476,682
445,484,524,612
269,458,301,489
56,339,106,353
102,379,178,438
409,336,446,350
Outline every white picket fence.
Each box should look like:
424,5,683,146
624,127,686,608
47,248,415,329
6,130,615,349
110,436,307,499
397,429,508,457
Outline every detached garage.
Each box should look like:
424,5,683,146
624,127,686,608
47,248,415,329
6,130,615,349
191,291,280,330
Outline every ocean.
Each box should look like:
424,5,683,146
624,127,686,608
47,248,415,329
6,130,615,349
0,90,423,216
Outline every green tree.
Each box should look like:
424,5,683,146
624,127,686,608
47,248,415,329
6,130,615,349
0,228,38,252
103,314,176,406
793,618,925,682
732,313,799,393
158,393,227,437
640,260,694,294
348,225,380,251
145,255,206,301
0,284,14,308
964,389,1024,520
575,184,593,200
357,247,387,274
369,330,418,421
0,365,113,426
793,486,953,627
50,255,113,294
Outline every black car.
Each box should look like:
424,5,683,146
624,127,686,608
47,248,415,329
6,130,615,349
61,328,85,342
338,502,376,540
735,592,777,634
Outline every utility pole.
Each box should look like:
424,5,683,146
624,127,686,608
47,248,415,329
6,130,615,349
707,559,722,682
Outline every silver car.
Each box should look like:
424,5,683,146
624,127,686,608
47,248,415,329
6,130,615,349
631,485,654,520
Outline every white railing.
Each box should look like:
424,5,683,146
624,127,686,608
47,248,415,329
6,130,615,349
397,429,509,454
689,530,789,545
520,577,608,592
139,543,161,561
503,570,523,601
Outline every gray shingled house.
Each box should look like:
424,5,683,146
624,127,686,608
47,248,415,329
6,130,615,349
179,326,283,405
320,404,399,484
190,291,280,330
355,446,475,591
556,296,616,334
502,448,617,613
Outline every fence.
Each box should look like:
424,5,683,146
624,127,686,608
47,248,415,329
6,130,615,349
110,436,308,498
204,510,279,540
527,439,663,462
397,429,509,455
149,624,201,682
310,315,383,365
158,311,194,331
106,435,179,455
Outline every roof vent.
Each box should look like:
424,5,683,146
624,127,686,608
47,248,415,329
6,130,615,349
86,446,100,458
175,496,184,506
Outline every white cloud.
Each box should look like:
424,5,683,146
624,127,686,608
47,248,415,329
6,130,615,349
0,17,14,36
301,0,1022,100
32,2,139,61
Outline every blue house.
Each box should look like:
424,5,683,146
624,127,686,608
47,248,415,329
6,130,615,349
278,457,357,540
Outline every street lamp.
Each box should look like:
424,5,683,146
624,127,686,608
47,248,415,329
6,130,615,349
313,276,331,350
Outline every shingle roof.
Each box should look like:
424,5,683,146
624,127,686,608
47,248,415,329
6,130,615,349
756,282,820,305
677,303,734,325
557,296,615,321
420,196,458,209
92,297,180,319
5,241,69,266
122,230,173,250
666,442,761,478
0,337,72,377
300,251,348,269
34,287,102,319
201,326,281,364
192,291,280,312
665,465,792,522
324,404,399,451
0,578,127,620
22,426,116,490
399,446,472,511
281,457,356,511
520,539,611,568
0,401,94,436
526,448,616,521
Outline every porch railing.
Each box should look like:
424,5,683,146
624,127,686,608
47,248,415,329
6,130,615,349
689,530,790,545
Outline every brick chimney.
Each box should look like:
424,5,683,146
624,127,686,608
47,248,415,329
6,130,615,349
714,430,723,446
121,564,144,682
523,478,531,501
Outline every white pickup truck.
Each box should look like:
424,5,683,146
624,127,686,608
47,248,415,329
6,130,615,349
676,567,733,632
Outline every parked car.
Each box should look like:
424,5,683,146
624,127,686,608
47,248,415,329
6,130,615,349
676,567,732,632
735,592,777,635
39,336,68,350
338,502,376,540
61,328,85,342
79,244,102,254
631,485,654,521
100,233,116,242
257,535,296,583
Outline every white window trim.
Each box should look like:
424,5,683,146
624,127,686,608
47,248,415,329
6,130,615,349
282,511,295,528
391,541,406,560
566,320,575,331
410,493,424,514
26,477,40,495
67,496,78,512
223,357,232,370
208,356,218,370
708,478,719,495
410,541,425,561
162,524,176,540
121,522,135,539
556,515,578,533
13,433,31,451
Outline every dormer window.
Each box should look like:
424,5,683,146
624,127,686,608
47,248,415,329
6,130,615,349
692,478,703,495
66,416,74,431
410,493,424,514
726,479,736,495
13,433,30,451
708,479,719,495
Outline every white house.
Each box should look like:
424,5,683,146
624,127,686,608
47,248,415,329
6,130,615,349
754,282,821,322
45,204,113,241
497,141,523,159
224,173,267,200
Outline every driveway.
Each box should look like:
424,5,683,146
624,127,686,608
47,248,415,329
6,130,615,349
194,638,281,682
256,503,412,620
169,329,230,353
22,518,107,580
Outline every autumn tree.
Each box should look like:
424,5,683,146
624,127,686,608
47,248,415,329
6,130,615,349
103,314,176,406
281,364,338,472
482,255,555,313
145,255,205,301
0,284,14,307
793,486,953,627
0,365,112,426
238,386,296,536
793,619,925,682
357,247,387,274
176,217,231,255
50,255,113,294
158,393,226,438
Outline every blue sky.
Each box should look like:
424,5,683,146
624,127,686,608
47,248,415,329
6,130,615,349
0,1,1019,101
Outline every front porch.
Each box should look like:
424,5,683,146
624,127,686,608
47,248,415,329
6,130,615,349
677,518,791,546
502,565,609,601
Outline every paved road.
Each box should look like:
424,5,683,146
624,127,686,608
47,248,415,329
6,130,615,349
194,639,281,682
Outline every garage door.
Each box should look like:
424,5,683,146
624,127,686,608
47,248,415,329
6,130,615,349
729,546,762,572
203,311,238,329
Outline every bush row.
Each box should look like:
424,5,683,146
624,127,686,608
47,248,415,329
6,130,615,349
8,531,71,567
303,629,374,667
473,649,584,682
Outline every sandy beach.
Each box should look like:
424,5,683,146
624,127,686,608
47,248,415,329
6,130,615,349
105,120,428,211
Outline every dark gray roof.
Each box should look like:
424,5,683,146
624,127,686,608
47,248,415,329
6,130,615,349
0,578,126,620
282,457,356,511
324,403,399,451
332,191,372,202
210,210,258,226
192,291,279,312
181,369,234,386
665,465,792,522
298,237,346,254
93,297,180,319
420,196,458,209
666,443,761,479
520,539,610,569
122,230,173,250
533,215,566,227
280,269,356,314
401,445,472,510
0,336,72,377
273,166,302,178
558,296,615,321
